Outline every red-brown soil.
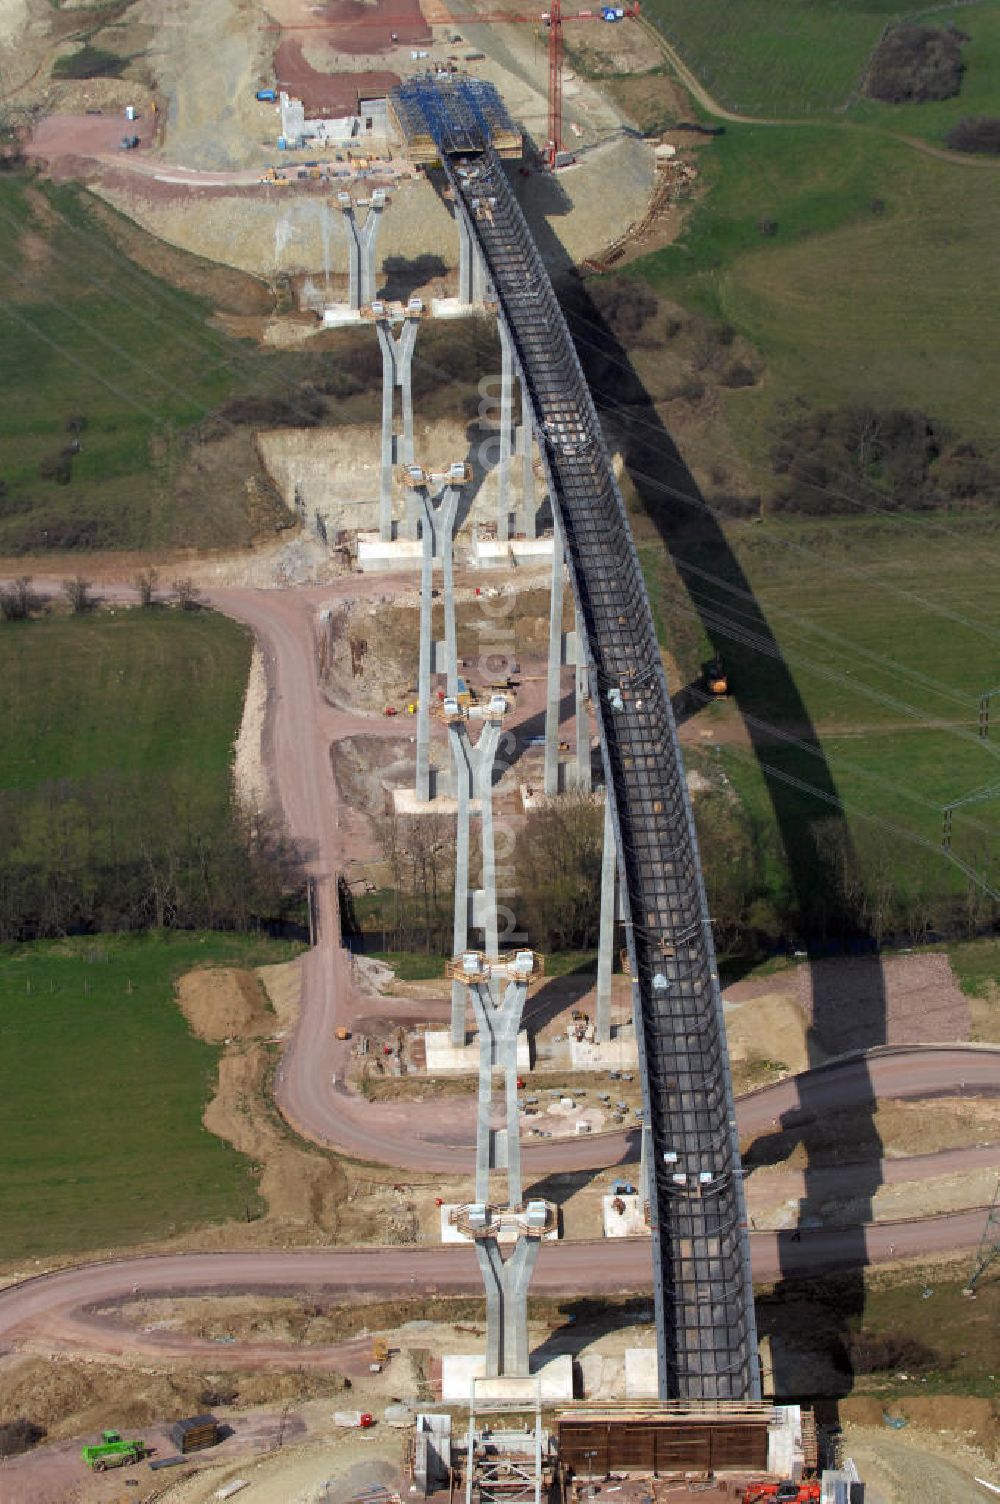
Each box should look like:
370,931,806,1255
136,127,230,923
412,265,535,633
294,0,431,53
274,42,401,113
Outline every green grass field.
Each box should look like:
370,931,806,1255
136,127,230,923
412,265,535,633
0,607,296,939
634,126,1000,444
0,931,300,1259
643,0,909,115
0,606,249,825
0,175,316,553
642,513,1000,925
643,0,1000,122
846,3,1000,144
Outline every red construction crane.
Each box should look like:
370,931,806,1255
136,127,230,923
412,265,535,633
263,3,641,166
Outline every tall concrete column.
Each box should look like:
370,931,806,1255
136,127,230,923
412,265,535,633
574,606,591,792
339,194,360,310
339,190,384,311
479,717,500,961
595,793,616,1044
458,215,474,306
543,524,564,798
442,521,458,697
518,408,537,539
415,483,461,803
640,1119,654,1227
449,724,473,1047
497,321,514,544
376,323,396,541
469,975,528,1205
416,494,434,803
358,188,385,306
476,1234,539,1377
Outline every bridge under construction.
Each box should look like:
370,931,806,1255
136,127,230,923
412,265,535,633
392,75,759,1404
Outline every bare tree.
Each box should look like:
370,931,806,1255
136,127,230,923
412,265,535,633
132,567,159,608
61,576,93,614
0,575,40,622
172,577,200,610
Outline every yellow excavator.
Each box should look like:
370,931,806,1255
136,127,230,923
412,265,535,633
703,655,729,697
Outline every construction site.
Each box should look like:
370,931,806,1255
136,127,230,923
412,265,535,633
2,0,1000,1496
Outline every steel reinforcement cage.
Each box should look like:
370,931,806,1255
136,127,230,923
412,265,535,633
440,138,759,1400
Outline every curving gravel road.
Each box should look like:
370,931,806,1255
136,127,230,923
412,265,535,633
0,1209,989,1363
2,575,995,1366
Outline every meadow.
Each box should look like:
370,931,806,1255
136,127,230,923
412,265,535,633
0,931,300,1259
0,174,316,554
0,607,301,938
641,0,999,123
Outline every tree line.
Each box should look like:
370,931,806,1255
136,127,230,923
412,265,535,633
359,783,995,964
0,771,304,942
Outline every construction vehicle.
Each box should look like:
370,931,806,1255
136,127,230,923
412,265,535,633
743,1483,820,1503
372,1336,390,1364
81,1430,148,1471
335,1026,351,1040
118,134,140,150
703,655,729,696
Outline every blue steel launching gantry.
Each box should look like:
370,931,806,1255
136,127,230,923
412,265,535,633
389,73,759,1404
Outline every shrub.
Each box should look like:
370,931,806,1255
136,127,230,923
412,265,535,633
720,360,757,389
845,1328,943,1375
590,279,660,344
0,576,41,622
769,404,1000,515
0,1418,46,1457
864,24,965,104
946,116,1000,155
52,45,128,80
39,451,73,485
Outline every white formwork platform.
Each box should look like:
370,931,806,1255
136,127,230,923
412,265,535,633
442,1354,573,1404
424,1029,530,1073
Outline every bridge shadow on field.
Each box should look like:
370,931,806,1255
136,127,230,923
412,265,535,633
516,171,888,1408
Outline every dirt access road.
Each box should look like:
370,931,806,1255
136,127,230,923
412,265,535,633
0,1210,990,1365
209,582,1000,1171
4,573,997,1373
12,574,1000,1185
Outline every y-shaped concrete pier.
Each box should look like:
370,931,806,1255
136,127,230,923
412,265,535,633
469,970,531,1205
375,309,420,542
414,481,462,803
447,708,503,1041
475,1234,539,1377
339,189,385,310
